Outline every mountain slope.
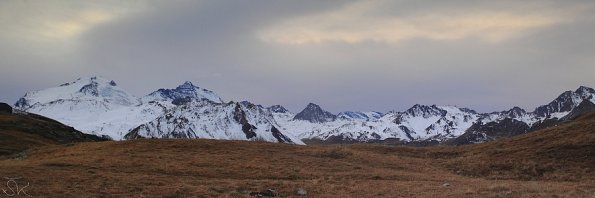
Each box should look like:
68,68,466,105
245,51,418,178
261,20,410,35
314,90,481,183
438,110,595,180
125,100,304,144
0,103,107,156
14,76,167,140
454,87,595,144
534,86,595,118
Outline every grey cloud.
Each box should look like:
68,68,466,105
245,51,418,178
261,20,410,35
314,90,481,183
0,0,594,114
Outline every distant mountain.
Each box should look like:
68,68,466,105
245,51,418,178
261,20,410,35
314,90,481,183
267,105,290,114
14,76,167,140
142,81,223,104
534,86,595,118
13,76,595,145
14,76,301,144
15,76,138,108
125,100,303,144
451,86,595,145
293,103,337,123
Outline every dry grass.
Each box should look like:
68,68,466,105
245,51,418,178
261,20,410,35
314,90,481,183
433,110,595,182
0,111,593,197
0,138,592,197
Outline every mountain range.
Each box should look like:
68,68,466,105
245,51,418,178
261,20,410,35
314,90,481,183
12,76,595,145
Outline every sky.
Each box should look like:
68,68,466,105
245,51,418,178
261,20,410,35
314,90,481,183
1,0,594,114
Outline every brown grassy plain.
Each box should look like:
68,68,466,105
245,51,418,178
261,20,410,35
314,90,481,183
0,111,593,197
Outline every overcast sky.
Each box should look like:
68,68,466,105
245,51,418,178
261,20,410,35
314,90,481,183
1,0,594,113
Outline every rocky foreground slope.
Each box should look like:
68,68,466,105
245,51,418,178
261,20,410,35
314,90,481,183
0,102,106,156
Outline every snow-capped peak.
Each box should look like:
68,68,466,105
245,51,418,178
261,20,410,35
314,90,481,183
293,103,337,123
268,105,290,114
15,76,138,109
178,81,195,89
534,86,595,118
142,81,223,104
404,104,446,118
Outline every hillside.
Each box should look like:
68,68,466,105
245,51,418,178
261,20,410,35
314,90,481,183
436,110,595,181
0,103,107,157
0,111,592,197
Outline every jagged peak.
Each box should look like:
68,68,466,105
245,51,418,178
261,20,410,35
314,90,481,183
576,86,594,94
177,81,196,89
508,106,526,112
575,86,595,99
293,102,336,123
143,80,223,103
300,102,327,112
503,106,527,118
306,102,321,108
405,104,443,116
268,105,289,113
533,86,595,118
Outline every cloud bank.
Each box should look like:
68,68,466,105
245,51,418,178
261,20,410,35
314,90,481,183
1,0,594,113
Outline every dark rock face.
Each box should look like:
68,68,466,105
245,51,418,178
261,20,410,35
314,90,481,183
0,103,12,113
14,97,28,109
233,103,257,139
172,97,192,106
450,118,530,145
576,86,595,98
79,82,100,96
124,126,143,140
398,126,415,140
293,103,337,123
271,126,293,143
268,105,289,113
